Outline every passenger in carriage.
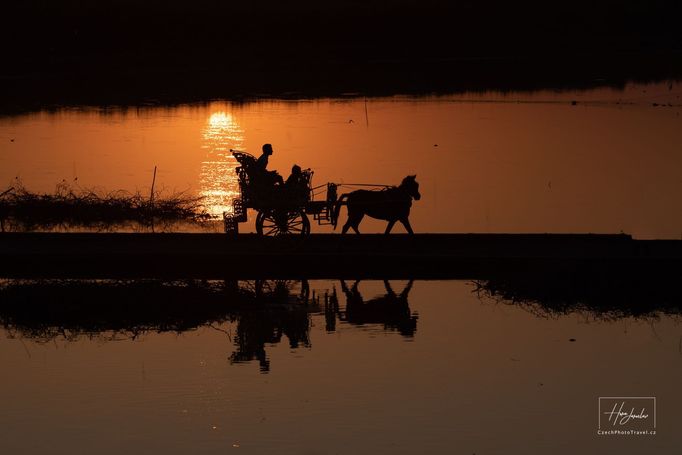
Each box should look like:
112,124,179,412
285,164,305,188
284,164,309,201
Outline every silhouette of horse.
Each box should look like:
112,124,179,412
338,280,417,337
332,175,421,234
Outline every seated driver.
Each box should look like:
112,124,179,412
255,143,284,186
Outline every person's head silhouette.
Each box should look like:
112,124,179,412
262,143,273,156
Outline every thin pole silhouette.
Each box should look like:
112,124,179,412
150,165,157,205
150,165,157,232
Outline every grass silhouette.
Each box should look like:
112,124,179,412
0,181,213,232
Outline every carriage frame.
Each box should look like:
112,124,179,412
224,150,338,236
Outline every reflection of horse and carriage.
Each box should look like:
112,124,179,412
224,145,421,236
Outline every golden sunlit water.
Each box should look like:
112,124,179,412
200,112,243,217
1,83,681,237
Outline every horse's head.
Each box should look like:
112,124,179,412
400,175,421,201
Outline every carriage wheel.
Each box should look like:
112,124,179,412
256,209,310,236
249,279,311,302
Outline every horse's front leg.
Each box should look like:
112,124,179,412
384,220,396,234
400,217,414,235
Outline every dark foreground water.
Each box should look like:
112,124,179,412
0,279,680,454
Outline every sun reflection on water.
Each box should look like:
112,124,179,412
200,112,243,217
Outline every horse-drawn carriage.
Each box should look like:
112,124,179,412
224,149,421,236
224,150,338,235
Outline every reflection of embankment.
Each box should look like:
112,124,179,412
0,279,313,372
0,279,419,371
474,270,682,319
0,279,241,341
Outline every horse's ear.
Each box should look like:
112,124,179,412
410,174,417,180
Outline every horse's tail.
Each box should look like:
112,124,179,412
332,193,350,229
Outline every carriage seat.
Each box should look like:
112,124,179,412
232,151,258,173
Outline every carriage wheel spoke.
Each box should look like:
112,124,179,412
257,210,309,236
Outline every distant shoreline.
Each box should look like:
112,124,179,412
2,52,682,116
2,1,682,115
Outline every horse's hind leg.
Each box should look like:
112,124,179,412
400,217,414,235
341,209,355,234
351,214,364,234
347,212,364,234
384,220,396,234
342,211,363,234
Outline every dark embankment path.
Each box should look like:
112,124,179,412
0,233,679,280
